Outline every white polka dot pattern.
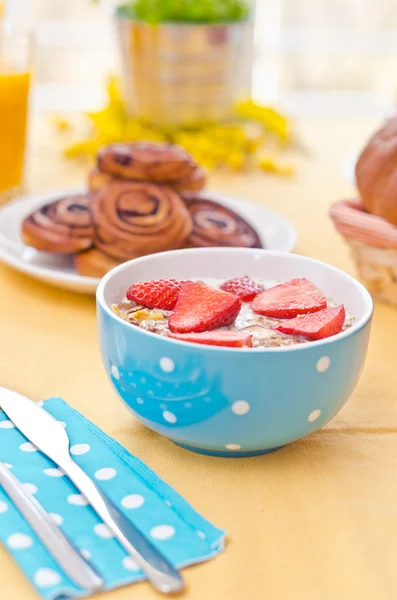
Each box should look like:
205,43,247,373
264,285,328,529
159,357,175,373
308,409,321,422
19,442,36,452
50,513,63,526
316,356,330,373
163,411,177,424
34,568,61,587
95,468,117,481
0,402,223,586
122,556,140,571
231,400,250,415
70,444,90,456
0,420,14,429
67,494,88,506
150,525,175,540
44,468,63,478
94,523,113,538
23,483,38,495
121,494,145,509
7,533,33,549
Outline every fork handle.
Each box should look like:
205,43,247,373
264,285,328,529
0,461,103,592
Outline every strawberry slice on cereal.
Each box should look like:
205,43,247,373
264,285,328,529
168,281,242,333
272,305,345,340
168,331,252,348
251,278,327,318
126,278,188,310
220,276,264,302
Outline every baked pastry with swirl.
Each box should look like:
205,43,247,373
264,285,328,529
74,248,121,278
22,194,94,254
173,166,207,195
90,180,192,260
184,196,263,248
355,115,397,226
97,142,202,187
90,162,206,197
88,168,115,192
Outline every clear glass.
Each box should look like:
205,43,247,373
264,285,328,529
0,23,32,203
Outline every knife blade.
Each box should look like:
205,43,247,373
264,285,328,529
0,461,103,593
0,388,184,594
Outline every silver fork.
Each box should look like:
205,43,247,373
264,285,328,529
0,461,103,593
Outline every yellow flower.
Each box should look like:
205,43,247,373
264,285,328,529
258,156,295,176
235,99,291,143
64,137,106,158
60,75,295,175
226,151,245,170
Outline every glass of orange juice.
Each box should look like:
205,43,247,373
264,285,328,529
0,22,31,203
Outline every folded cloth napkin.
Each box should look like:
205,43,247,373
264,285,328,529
0,398,225,600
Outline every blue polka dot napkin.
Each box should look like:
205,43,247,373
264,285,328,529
0,398,225,599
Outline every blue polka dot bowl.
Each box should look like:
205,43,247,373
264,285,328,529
96,248,373,457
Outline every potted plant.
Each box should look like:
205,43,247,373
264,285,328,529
115,0,253,127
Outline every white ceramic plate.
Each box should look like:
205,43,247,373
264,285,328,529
0,187,298,295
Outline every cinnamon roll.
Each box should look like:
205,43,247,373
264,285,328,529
184,197,263,248
74,248,121,278
90,180,192,260
88,168,115,192
174,166,207,195
22,194,94,254
97,142,197,184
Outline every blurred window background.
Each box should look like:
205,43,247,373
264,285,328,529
7,0,397,115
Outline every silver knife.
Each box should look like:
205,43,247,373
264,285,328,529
0,461,103,593
0,388,184,594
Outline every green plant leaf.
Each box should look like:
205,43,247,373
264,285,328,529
116,0,250,24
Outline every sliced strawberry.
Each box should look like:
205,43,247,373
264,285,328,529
220,276,264,301
272,305,345,340
168,281,242,333
126,278,187,310
251,278,327,318
168,331,253,348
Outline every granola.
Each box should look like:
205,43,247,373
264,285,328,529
111,277,355,348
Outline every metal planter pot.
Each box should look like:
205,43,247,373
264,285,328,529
116,16,253,127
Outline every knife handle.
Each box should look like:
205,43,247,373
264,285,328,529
63,459,184,594
0,462,103,593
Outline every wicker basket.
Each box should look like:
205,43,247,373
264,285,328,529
346,239,397,304
330,199,397,305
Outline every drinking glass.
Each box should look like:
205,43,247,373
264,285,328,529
0,23,32,203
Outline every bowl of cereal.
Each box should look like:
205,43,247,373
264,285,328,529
97,248,373,457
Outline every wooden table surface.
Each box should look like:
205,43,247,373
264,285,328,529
1,113,397,600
